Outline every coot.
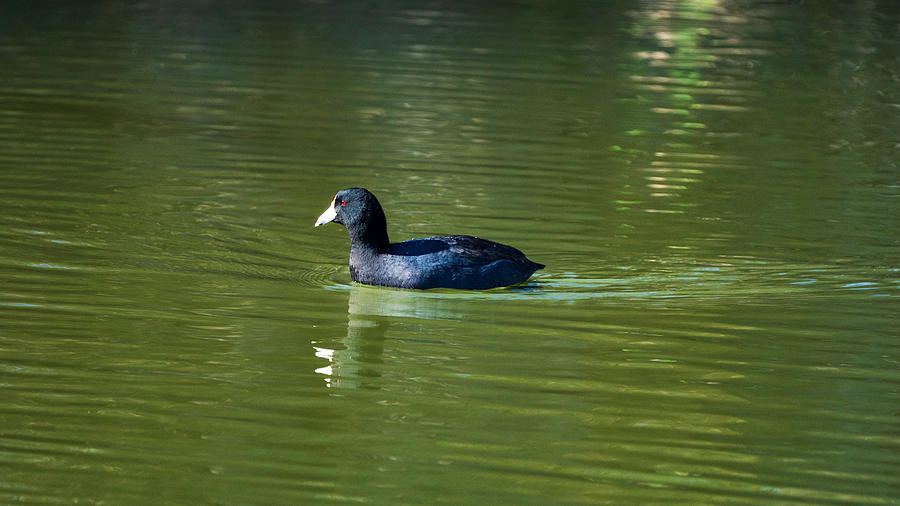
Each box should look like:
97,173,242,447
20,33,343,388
314,188,544,289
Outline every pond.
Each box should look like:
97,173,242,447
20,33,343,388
1,1,897,504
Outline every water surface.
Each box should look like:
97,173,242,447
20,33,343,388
1,1,898,504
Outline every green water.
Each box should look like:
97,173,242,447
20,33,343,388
1,1,898,504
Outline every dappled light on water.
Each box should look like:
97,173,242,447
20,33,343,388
0,1,897,504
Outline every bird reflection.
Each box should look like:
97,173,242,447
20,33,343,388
314,315,387,389
313,286,461,388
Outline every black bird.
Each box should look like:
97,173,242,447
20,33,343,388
315,188,544,289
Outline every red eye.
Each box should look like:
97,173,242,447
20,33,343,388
340,200,347,206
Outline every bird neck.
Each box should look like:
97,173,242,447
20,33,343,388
348,221,390,255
